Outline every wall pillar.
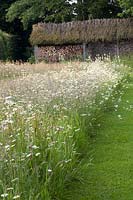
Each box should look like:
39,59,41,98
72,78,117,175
34,45,39,63
83,42,87,61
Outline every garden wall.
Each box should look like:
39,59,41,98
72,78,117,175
35,39,133,62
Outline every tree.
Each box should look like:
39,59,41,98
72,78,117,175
0,0,16,32
6,0,74,29
117,0,133,17
0,0,32,60
6,0,126,30
75,0,122,20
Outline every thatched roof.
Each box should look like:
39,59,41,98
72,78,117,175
30,18,133,45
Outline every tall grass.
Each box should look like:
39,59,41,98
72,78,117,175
0,60,126,199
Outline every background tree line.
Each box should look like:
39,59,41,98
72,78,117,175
0,0,133,61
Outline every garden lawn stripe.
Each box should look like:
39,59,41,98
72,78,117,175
85,74,133,200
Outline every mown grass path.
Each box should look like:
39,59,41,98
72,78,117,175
84,74,133,200
71,75,133,200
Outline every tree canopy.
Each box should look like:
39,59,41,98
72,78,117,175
76,0,122,20
6,0,74,29
6,0,132,30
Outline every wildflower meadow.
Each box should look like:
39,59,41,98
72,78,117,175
0,60,128,199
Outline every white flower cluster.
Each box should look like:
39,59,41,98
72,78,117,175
0,60,120,105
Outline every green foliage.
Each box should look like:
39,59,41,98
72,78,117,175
28,55,36,64
6,0,74,29
76,0,121,20
0,29,23,61
0,0,16,32
6,0,128,31
0,0,33,61
0,30,13,60
118,0,133,17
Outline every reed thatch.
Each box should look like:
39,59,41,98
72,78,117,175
30,18,133,45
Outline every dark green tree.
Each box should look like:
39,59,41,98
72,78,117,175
6,0,74,29
75,0,122,20
0,0,16,32
0,0,31,60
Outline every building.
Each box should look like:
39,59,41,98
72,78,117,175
30,18,133,62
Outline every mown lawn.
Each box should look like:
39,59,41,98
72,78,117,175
71,56,133,200
85,74,133,200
